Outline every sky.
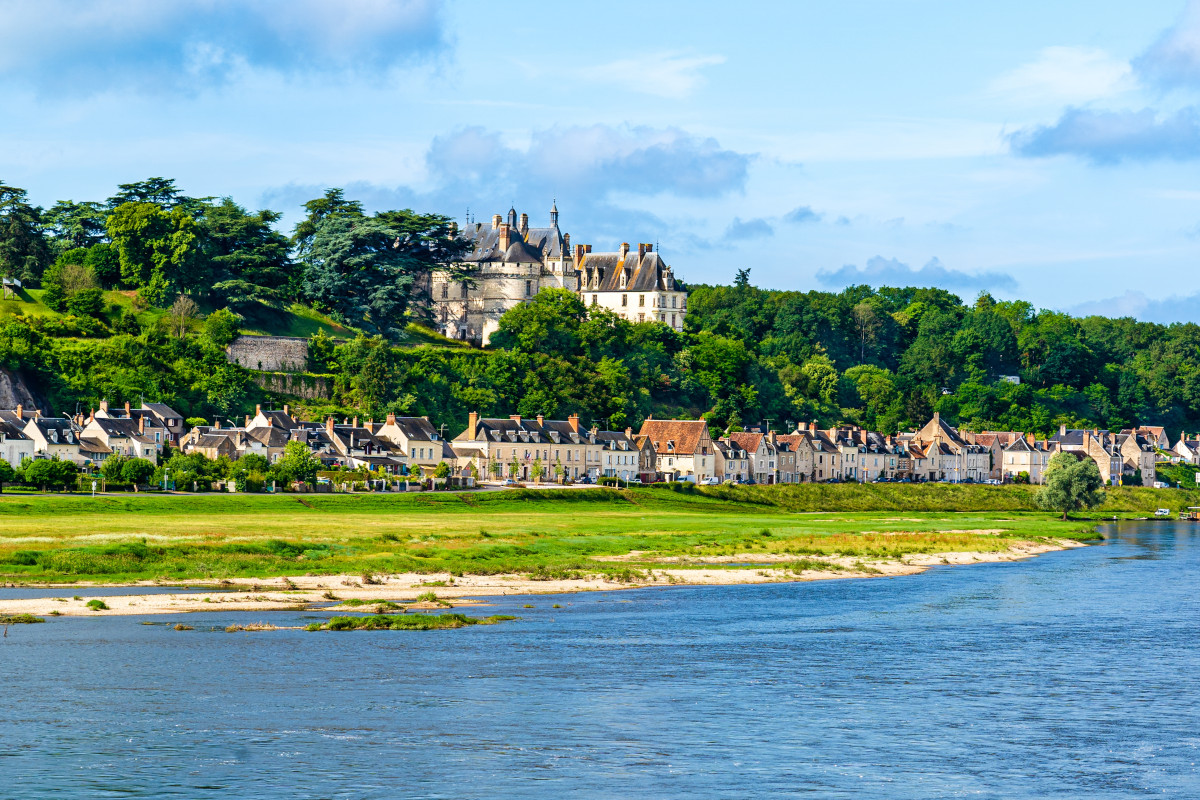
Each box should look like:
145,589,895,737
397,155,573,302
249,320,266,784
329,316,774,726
3,0,1200,321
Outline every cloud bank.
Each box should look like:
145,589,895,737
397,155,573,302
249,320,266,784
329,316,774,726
724,217,773,240
0,0,448,95
263,123,752,248
1134,0,1200,89
1010,106,1200,164
816,256,1018,292
1070,290,1200,324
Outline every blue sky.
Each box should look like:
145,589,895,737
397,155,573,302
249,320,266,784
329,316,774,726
4,0,1200,320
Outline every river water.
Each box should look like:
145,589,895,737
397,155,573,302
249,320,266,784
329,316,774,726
2,520,1198,798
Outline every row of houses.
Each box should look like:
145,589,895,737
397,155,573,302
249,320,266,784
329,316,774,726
0,398,1188,488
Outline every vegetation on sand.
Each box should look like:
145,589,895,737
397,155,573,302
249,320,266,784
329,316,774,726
305,613,516,631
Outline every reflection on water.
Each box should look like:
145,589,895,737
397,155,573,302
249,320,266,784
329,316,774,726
2,520,1199,798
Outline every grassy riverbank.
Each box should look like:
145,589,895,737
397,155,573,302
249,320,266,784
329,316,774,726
0,486,1111,584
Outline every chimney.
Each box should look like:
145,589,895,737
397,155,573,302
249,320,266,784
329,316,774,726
138,415,145,434
569,414,579,433
620,242,630,261
519,212,528,233
510,414,522,425
267,415,274,427
99,399,108,413
585,244,592,253
14,404,21,420
326,416,335,436
498,223,511,252
283,404,289,417
215,419,221,430
467,411,478,439
1059,424,1067,436
768,430,777,445
575,243,585,263
625,426,633,438
563,232,570,252
638,243,646,261
352,416,359,428
536,414,544,427
89,408,95,423
646,243,653,253
387,412,397,426
491,214,502,229
255,404,262,416
124,401,131,417
245,415,251,427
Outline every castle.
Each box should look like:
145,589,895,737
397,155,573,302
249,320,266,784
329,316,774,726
429,204,687,345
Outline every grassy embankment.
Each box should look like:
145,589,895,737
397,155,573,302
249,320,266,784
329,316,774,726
0,484,1143,584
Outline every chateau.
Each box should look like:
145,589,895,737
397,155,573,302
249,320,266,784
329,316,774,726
429,204,687,345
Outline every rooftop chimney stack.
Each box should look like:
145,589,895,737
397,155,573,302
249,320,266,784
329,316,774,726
99,400,108,413
620,242,630,261
568,413,579,433
536,414,544,427
498,223,511,252
519,212,528,234
326,416,335,435
467,411,478,439
492,214,502,229
124,401,131,417
14,404,21,420
387,412,397,426
638,243,646,261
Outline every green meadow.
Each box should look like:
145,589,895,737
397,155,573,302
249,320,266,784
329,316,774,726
0,484,1136,584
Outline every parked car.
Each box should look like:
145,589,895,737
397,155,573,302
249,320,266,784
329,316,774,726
1155,508,1171,517
503,478,517,486
628,477,643,485
701,476,721,485
1153,481,1170,489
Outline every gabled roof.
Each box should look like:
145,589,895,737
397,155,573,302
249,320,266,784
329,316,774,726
593,430,635,450
727,432,764,453
638,419,709,455
379,416,440,443
78,437,112,454
142,402,183,421
584,250,676,293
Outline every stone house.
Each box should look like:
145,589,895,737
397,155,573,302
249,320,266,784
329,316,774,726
578,242,687,332
714,439,750,483
453,413,601,482
80,414,158,461
593,428,652,481
1117,432,1157,485
370,414,454,474
726,432,777,484
1174,433,1200,465
775,430,817,482
95,400,172,449
1000,436,1058,484
1049,427,1124,486
638,419,715,482
23,416,84,463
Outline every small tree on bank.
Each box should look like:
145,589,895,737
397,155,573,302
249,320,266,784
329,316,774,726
1037,452,1106,520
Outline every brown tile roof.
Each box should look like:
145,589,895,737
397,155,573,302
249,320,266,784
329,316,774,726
727,432,763,452
639,419,709,455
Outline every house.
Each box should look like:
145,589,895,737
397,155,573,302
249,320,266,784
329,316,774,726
1123,426,1170,451
370,414,455,474
453,412,601,482
80,413,159,461
0,418,36,468
726,431,777,484
1174,433,1200,465
1049,426,1124,486
632,434,658,482
907,414,989,482
94,400,172,449
1117,432,1157,485
969,432,1026,480
319,418,406,474
714,439,750,483
578,241,687,332
775,430,816,482
24,416,85,463
593,428,651,481
246,404,299,432
638,419,715,482
1000,435,1058,484
140,403,186,445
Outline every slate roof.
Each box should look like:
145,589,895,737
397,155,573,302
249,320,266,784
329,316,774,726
142,402,183,421
582,250,676,293
0,419,30,441
593,430,636,451
457,216,565,264
639,420,709,455
30,417,79,444
77,437,112,455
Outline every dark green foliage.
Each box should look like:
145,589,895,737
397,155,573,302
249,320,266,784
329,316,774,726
314,612,516,631
203,308,241,348
1037,452,1107,519
0,181,51,283
203,198,297,312
20,458,79,491
0,614,44,624
66,287,103,317
85,599,109,611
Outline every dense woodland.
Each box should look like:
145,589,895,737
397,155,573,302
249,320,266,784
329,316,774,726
2,178,1200,438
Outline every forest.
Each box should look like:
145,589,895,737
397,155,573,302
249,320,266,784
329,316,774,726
2,178,1200,439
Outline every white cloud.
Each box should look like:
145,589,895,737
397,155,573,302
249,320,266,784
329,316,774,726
580,52,725,98
988,46,1133,105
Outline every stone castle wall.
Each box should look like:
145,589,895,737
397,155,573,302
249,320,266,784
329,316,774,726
252,372,332,400
226,336,309,373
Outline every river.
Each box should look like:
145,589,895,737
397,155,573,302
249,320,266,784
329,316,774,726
2,520,1198,798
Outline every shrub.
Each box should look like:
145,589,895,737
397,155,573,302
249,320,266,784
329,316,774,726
86,599,109,611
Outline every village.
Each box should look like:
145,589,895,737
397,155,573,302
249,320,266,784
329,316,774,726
0,396,1194,490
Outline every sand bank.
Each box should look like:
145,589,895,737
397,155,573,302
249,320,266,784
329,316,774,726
0,538,1082,618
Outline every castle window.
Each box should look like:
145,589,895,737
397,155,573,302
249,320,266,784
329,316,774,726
441,284,448,299
638,313,644,322
461,283,469,299
592,294,598,305
621,294,627,307
525,280,532,297
672,295,677,309
638,295,644,307
671,314,676,327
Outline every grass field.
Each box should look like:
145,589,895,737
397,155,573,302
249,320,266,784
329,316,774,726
0,486,1113,584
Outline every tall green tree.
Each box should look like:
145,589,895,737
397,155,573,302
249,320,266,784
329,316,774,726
106,202,205,304
202,198,297,311
43,200,108,253
0,181,51,284
1037,452,1106,520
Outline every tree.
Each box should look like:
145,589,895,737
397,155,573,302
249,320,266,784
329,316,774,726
274,440,319,486
121,458,156,487
66,287,104,318
490,289,588,355
291,188,365,257
203,308,241,348
300,205,469,339
307,328,336,372
852,300,882,364
169,295,199,338
0,459,15,491
508,457,521,479
1037,452,1106,519
0,181,51,283
106,201,205,304
488,459,501,480
433,461,451,479
22,458,79,491
43,200,107,252
203,198,297,311
532,456,543,482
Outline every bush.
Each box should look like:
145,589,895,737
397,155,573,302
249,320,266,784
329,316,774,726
66,287,104,317
86,599,109,611
203,308,241,347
